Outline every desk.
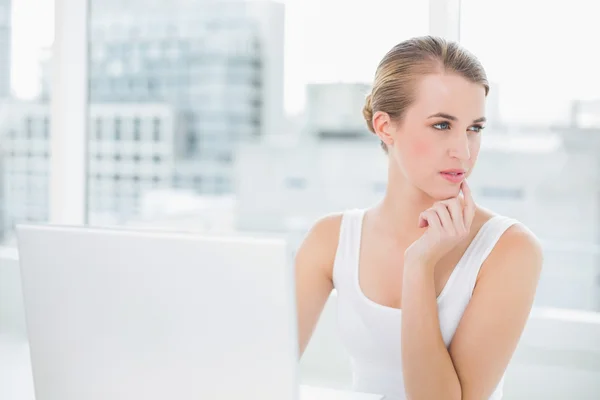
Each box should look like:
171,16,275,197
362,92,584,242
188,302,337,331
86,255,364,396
300,385,384,399
0,336,35,400
0,337,383,400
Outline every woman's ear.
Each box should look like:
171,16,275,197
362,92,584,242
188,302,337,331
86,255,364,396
372,111,395,148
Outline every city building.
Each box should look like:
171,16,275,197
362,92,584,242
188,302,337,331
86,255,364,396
0,0,285,238
0,101,50,238
87,0,284,192
88,103,178,225
0,101,178,231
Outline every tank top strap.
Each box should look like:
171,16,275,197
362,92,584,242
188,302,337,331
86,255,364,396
332,208,366,291
458,215,520,295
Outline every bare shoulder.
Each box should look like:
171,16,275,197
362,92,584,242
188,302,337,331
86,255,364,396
294,212,344,281
480,220,544,282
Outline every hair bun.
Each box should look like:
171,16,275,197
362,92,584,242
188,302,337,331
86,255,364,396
362,93,375,133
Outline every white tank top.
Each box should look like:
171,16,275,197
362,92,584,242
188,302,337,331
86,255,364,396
332,208,519,400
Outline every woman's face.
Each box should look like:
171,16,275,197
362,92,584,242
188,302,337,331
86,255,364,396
379,73,487,200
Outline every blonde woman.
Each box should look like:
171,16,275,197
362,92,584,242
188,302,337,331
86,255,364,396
295,36,543,400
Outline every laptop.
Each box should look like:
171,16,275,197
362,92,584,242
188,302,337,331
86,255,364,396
17,224,383,400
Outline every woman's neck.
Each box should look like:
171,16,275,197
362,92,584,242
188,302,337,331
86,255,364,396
373,163,438,240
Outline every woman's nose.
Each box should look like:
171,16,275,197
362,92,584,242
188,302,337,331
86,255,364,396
449,133,470,160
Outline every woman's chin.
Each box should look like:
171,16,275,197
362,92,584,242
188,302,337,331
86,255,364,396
427,185,462,201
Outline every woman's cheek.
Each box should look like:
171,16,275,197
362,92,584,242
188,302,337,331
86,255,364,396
410,136,434,157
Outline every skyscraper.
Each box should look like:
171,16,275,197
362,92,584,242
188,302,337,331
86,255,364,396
88,0,285,192
0,1,285,240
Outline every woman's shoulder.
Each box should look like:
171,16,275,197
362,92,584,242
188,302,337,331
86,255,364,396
294,209,358,279
303,208,367,239
478,207,538,243
497,220,542,262
477,208,543,278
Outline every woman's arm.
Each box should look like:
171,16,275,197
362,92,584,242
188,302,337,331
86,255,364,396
448,226,542,399
295,214,340,357
401,224,543,400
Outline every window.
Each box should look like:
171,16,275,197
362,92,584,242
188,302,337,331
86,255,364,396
152,118,161,142
84,0,429,233
0,0,54,244
461,0,600,313
95,117,102,140
25,117,33,139
43,116,50,139
186,133,196,155
114,117,122,140
148,78,156,93
133,117,141,141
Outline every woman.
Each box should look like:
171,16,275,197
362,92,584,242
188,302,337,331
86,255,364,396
295,36,543,400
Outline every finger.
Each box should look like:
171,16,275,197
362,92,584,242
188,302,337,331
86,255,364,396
441,199,466,236
432,203,456,235
419,209,442,232
418,209,432,227
418,213,428,228
461,180,476,227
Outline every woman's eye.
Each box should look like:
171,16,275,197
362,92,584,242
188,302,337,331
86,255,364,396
468,125,485,133
433,121,450,130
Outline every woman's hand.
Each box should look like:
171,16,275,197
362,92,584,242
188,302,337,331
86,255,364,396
404,180,476,268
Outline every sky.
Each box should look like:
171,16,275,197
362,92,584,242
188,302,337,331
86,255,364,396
9,0,600,124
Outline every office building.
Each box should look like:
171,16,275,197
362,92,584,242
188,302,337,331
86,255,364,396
0,101,178,230
88,103,178,225
0,1,284,237
88,0,284,191
0,101,50,238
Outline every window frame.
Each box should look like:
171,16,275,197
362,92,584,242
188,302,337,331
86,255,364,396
49,0,89,224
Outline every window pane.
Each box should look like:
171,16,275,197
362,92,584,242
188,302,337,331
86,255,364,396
86,0,429,234
0,0,54,244
461,0,600,312
239,0,430,248
87,0,274,227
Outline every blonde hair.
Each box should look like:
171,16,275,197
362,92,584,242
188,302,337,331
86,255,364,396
362,36,489,152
